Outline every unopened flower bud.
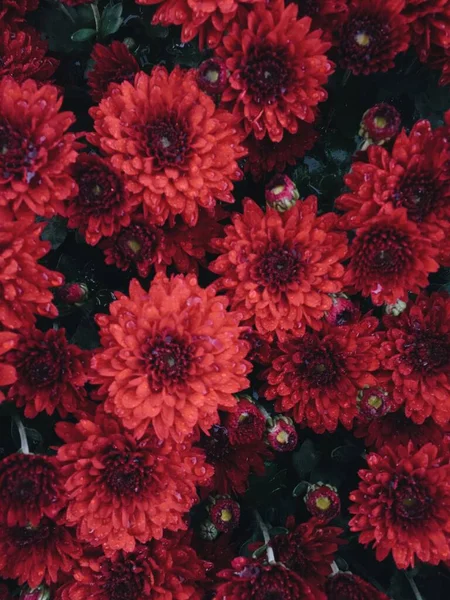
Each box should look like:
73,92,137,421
208,496,240,533
305,483,340,522
325,294,360,326
224,396,266,445
20,586,50,600
265,174,299,212
56,282,88,305
197,58,228,96
385,299,407,316
199,519,219,541
358,386,392,420
359,103,401,148
267,416,298,452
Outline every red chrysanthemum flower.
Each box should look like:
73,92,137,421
0,28,58,84
403,0,450,65
209,198,348,338
224,397,266,445
381,292,450,425
0,216,63,330
338,0,410,75
91,274,251,441
296,0,349,40
360,102,402,145
357,385,393,420
305,484,341,522
0,518,82,589
244,126,318,181
268,517,343,587
267,415,298,452
55,282,89,305
197,57,228,96
67,153,139,245
201,424,271,494
326,572,390,600
0,329,17,399
216,557,326,600
265,318,382,433
349,442,450,568
0,453,65,527
336,119,450,264
265,174,300,213
0,78,78,218
0,0,38,21
354,409,450,451
241,329,273,365
87,41,140,103
215,1,333,142
89,66,245,227
343,204,439,306
5,327,90,419
56,411,212,555
209,496,241,532
56,533,209,600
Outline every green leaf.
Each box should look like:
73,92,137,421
252,543,268,559
100,2,123,38
292,439,321,479
41,216,68,250
331,444,361,464
292,480,310,498
71,28,97,42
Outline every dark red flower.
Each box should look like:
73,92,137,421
223,397,266,445
209,496,241,532
56,283,89,305
266,416,298,452
201,424,271,495
357,386,393,420
0,518,82,589
87,41,140,103
0,216,64,330
360,102,402,145
5,327,90,419
326,572,390,600
349,442,450,568
343,204,439,306
0,0,38,22
296,0,349,40
305,484,341,522
61,0,93,6
0,329,17,399
197,58,228,95
381,292,450,425
215,557,326,600
244,126,318,181
403,0,450,70
0,453,65,527
67,153,139,245
339,0,410,75
216,1,333,142
265,174,299,212
269,518,343,586
325,295,361,326
265,318,382,433
0,28,58,84
241,329,273,365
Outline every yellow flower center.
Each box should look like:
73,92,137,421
374,116,387,129
368,395,383,410
238,412,249,424
276,430,289,444
127,239,142,254
206,69,219,83
220,509,233,522
316,496,331,511
355,32,371,47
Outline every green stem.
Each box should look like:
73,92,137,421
13,415,29,454
254,510,276,564
405,571,424,600
91,3,101,34
59,3,75,23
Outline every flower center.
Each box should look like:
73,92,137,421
12,522,52,547
243,44,290,105
394,480,432,521
144,332,193,391
26,351,61,387
76,163,123,216
103,448,150,497
315,496,331,511
146,116,190,168
253,246,301,291
116,224,157,262
0,119,37,183
297,336,341,388
103,556,145,600
393,170,440,222
340,15,388,67
404,331,450,374
11,477,40,501
203,425,232,461
356,226,410,277
298,0,321,17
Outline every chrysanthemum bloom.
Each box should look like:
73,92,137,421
55,282,89,305
216,557,326,600
0,28,58,84
67,153,139,245
326,572,390,600
0,329,17,399
338,0,410,75
349,442,450,568
0,453,65,526
209,496,241,532
138,0,259,48
224,397,266,445
87,41,140,103
343,205,439,306
209,198,348,338
0,78,78,217
265,318,382,433
354,409,449,451
244,126,318,181
268,517,343,587
5,327,90,419
201,424,271,494
0,518,82,589
381,292,450,425
56,533,209,600
265,174,299,213
357,385,393,420
403,0,450,66
359,103,402,146
325,295,360,327
241,329,273,365
92,274,250,441
296,0,349,40
0,0,38,21
336,119,450,264
305,484,341,522
266,416,298,452
56,412,212,555
0,217,63,330
197,58,228,96
215,1,334,142
89,66,245,227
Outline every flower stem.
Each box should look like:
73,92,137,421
330,561,340,575
13,415,29,454
91,3,101,34
405,571,424,600
59,3,75,24
254,510,276,564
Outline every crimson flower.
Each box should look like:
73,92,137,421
5,327,90,419
0,28,58,84
0,0,38,22
305,484,341,522
197,58,228,96
339,0,410,75
89,66,245,227
88,41,140,103
360,102,402,145
296,0,349,40
349,442,450,569
266,416,298,452
0,453,65,526
209,197,348,338
209,496,241,533
0,78,78,218
0,329,17,399
343,204,439,306
215,1,333,142
223,396,266,445
265,318,382,433
326,572,390,600
403,0,450,68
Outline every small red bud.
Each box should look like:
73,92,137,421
265,174,299,212
197,58,228,96
305,483,340,522
267,416,298,452
56,282,88,305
